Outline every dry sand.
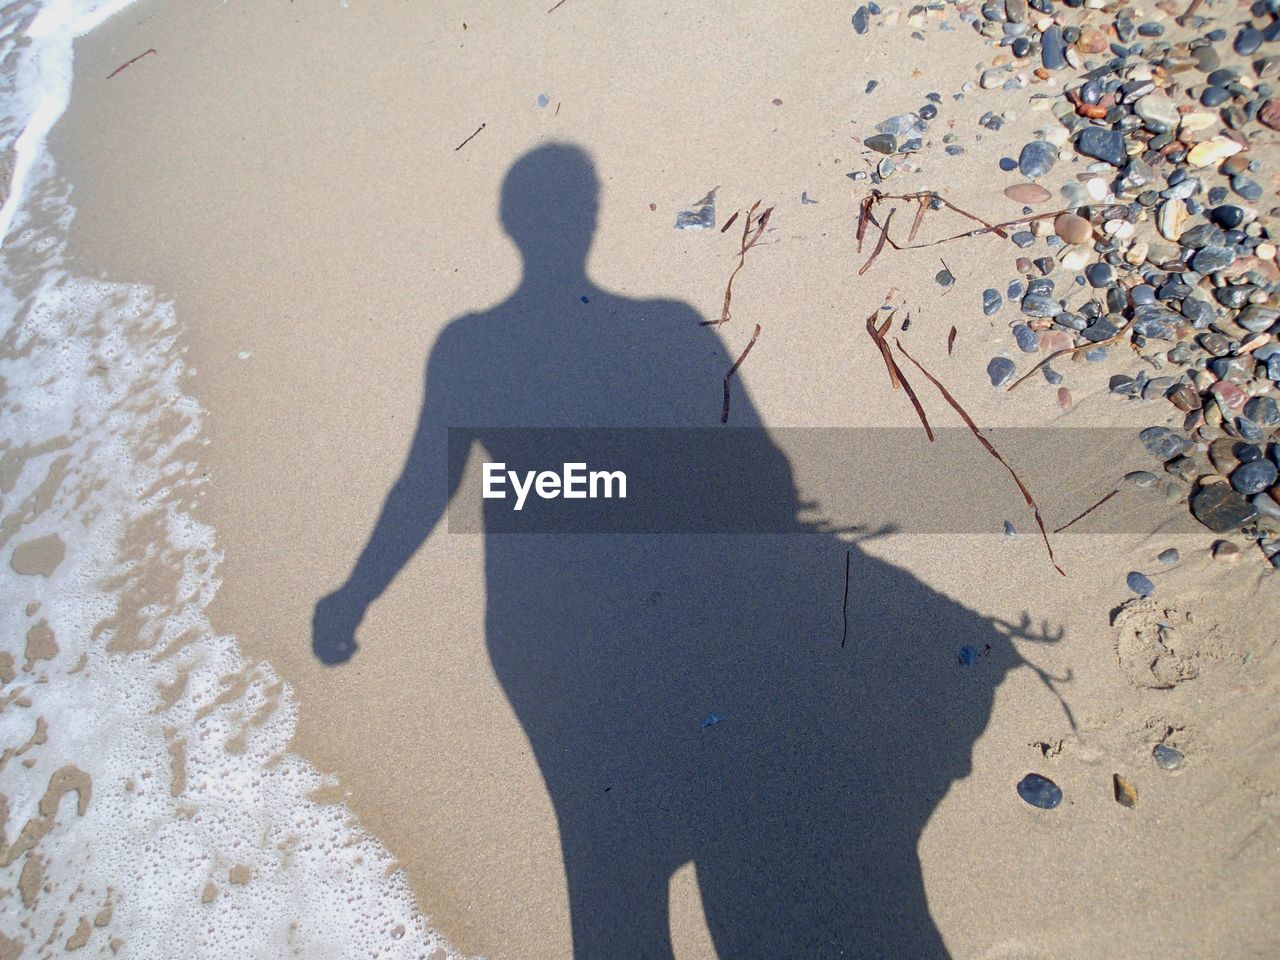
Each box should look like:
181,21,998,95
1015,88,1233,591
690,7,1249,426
49,0,1279,956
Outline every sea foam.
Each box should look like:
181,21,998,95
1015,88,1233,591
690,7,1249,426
1,2,460,957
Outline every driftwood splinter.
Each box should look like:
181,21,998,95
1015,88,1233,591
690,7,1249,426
1053,488,1119,534
107,48,156,80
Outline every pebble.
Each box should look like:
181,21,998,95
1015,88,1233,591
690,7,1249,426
1013,323,1039,352
1113,773,1139,808
1054,212,1092,244
983,289,1003,315
1135,93,1179,134
1021,293,1061,317
988,357,1016,387
1152,744,1185,771
1235,28,1263,56
1231,176,1263,202
1139,426,1192,459
1004,182,1052,204
1017,773,1063,810
1186,136,1244,167
1201,86,1231,108
1075,127,1128,166
1190,483,1259,532
1261,98,1280,130
1191,245,1237,273
1213,540,1242,563
1124,470,1158,488
1157,199,1187,241
1157,548,1180,564
1232,459,1279,495
1244,396,1279,426
1085,262,1113,288
1018,140,1058,178
853,6,870,33
865,133,896,154
1042,25,1067,70
1126,571,1155,596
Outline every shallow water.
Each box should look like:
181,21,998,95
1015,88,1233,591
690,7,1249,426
0,3,455,955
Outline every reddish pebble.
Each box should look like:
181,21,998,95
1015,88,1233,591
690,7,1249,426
1004,183,1052,204
1260,99,1280,131
1209,381,1247,410
1076,27,1109,53
1040,331,1073,353
1054,213,1092,245
1057,387,1073,410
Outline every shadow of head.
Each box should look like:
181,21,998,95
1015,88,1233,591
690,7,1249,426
501,142,600,272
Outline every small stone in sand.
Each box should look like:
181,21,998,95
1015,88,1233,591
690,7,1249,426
1126,571,1155,597
1004,183,1051,204
1212,540,1241,563
1113,773,1138,808
1017,773,1062,810
987,357,1016,387
1152,744,1185,771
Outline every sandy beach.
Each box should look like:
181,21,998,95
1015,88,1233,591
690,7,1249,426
2,0,1278,956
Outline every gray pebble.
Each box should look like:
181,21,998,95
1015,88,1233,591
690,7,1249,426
1075,127,1128,166
1139,426,1192,459
1018,140,1058,178
1153,744,1185,770
1017,773,1062,809
988,356,1016,387
1232,459,1279,495
1021,293,1061,317
1012,323,1039,352
1190,245,1236,273
865,133,897,154
1126,571,1156,596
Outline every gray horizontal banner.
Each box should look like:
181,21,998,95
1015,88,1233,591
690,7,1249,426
445,427,1194,535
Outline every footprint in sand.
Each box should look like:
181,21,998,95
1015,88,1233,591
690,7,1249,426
1111,598,1222,690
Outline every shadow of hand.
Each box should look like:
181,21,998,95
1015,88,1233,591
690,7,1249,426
313,589,363,665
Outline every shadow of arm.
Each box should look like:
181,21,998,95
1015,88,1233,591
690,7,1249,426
312,326,469,664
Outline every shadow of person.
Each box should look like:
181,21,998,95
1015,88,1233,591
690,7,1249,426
314,143,1059,959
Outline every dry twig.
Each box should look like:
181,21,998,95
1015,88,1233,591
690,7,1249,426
721,324,762,423
895,339,1064,576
